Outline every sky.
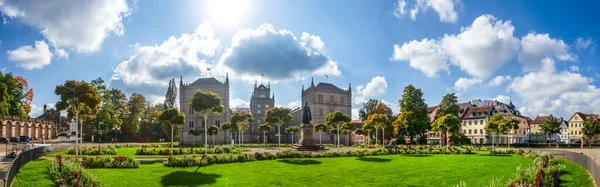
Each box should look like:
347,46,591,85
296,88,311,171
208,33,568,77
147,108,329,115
1,0,599,120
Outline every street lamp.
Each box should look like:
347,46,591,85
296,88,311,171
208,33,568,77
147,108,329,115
113,126,120,145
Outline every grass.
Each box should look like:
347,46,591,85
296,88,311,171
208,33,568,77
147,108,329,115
12,159,54,187
13,154,594,187
46,147,243,158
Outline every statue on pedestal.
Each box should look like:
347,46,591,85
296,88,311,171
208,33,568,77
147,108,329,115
302,102,311,124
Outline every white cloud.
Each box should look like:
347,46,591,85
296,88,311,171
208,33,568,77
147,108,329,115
396,0,460,23
569,66,579,72
518,33,575,71
454,77,482,91
493,95,511,104
381,100,399,115
575,37,594,51
214,24,340,82
392,14,519,79
352,108,359,120
7,40,53,70
0,0,131,53
509,58,599,117
110,21,220,97
441,14,520,79
54,48,69,59
392,39,448,77
353,76,388,104
488,75,511,87
230,98,250,108
286,100,302,109
29,104,44,118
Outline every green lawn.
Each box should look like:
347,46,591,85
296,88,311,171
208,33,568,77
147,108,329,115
13,154,594,187
46,147,243,158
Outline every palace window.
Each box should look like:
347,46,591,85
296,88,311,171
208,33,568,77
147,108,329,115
257,110,261,114
480,129,483,134
258,105,261,108
188,121,194,129
189,108,193,114
468,129,472,134
330,95,334,103
319,109,323,116
215,120,220,127
265,105,269,108
318,94,323,102
341,96,345,104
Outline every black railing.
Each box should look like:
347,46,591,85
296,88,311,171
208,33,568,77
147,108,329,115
3,147,47,187
542,150,600,187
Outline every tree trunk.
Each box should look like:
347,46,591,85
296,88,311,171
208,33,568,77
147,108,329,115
292,132,294,144
375,128,378,146
382,127,385,146
319,131,322,146
263,132,266,146
203,113,208,155
278,125,281,148
337,124,340,148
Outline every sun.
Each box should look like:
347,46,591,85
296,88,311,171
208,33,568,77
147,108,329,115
207,0,250,27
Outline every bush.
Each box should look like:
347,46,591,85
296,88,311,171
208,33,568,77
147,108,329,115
80,156,139,168
48,155,102,186
135,146,239,155
67,146,117,155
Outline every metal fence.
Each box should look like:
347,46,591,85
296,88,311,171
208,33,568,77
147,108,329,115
542,150,600,187
3,147,47,187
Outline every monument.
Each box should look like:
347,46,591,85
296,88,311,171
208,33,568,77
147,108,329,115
292,102,325,151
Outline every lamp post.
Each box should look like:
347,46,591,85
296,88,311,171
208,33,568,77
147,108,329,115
98,121,103,143
113,126,120,145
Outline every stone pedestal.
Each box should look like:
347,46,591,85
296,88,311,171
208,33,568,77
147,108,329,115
292,123,324,151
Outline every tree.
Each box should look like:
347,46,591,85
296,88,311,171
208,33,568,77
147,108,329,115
159,108,185,155
582,117,600,147
188,129,201,146
539,115,561,148
230,112,254,146
359,99,393,121
364,114,389,146
264,107,293,148
485,113,503,147
164,78,178,109
499,118,520,148
221,121,232,144
435,93,459,120
123,93,147,138
258,123,272,146
449,132,471,145
285,126,300,144
55,80,101,157
397,85,430,144
208,125,219,145
363,118,377,145
325,110,351,147
239,122,249,146
0,72,10,115
14,76,33,116
314,122,327,146
341,122,355,146
190,90,223,154
430,114,461,147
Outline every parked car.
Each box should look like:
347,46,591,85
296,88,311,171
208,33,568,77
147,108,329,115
58,131,68,136
19,136,30,143
0,137,9,144
9,137,19,142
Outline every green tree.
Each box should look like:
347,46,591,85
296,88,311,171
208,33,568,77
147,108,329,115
359,99,393,121
221,121,232,144
485,113,503,147
285,125,300,144
539,115,561,147
264,107,293,148
164,78,178,109
0,72,10,115
190,90,223,154
431,114,461,147
55,80,101,157
449,132,471,145
341,122,355,146
123,93,147,138
230,112,254,146
325,110,351,147
208,125,220,145
582,117,600,147
363,117,377,145
258,123,272,146
499,118,520,148
188,129,201,146
397,84,430,144
364,113,389,146
314,122,327,146
159,108,185,155
435,93,459,120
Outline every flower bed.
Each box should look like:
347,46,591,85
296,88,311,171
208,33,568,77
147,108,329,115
48,155,102,186
80,156,139,168
67,146,117,155
135,146,240,155
164,146,477,167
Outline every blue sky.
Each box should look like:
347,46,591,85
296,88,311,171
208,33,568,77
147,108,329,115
1,0,599,119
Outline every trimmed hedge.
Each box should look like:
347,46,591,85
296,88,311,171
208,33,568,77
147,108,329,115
80,156,139,168
135,146,240,155
67,146,116,155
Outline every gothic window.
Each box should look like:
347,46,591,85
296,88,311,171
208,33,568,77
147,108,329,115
265,105,269,108
188,121,194,129
318,94,323,102
215,120,220,127
340,96,345,104
329,95,334,103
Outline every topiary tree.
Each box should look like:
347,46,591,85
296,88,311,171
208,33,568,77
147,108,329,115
285,125,300,144
258,123,272,146
341,122,355,146
314,122,327,146
189,90,223,154
230,112,254,146
325,111,351,147
159,108,185,156
221,121,232,144
188,129,201,146
431,114,461,147
364,114,388,146
264,107,293,148
207,125,219,146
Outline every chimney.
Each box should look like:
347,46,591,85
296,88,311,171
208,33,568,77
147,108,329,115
43,104,47,116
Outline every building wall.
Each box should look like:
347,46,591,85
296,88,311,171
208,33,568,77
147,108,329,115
179,79,230,145
460,118,490,144
569,114,584,140
249,84,275,143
